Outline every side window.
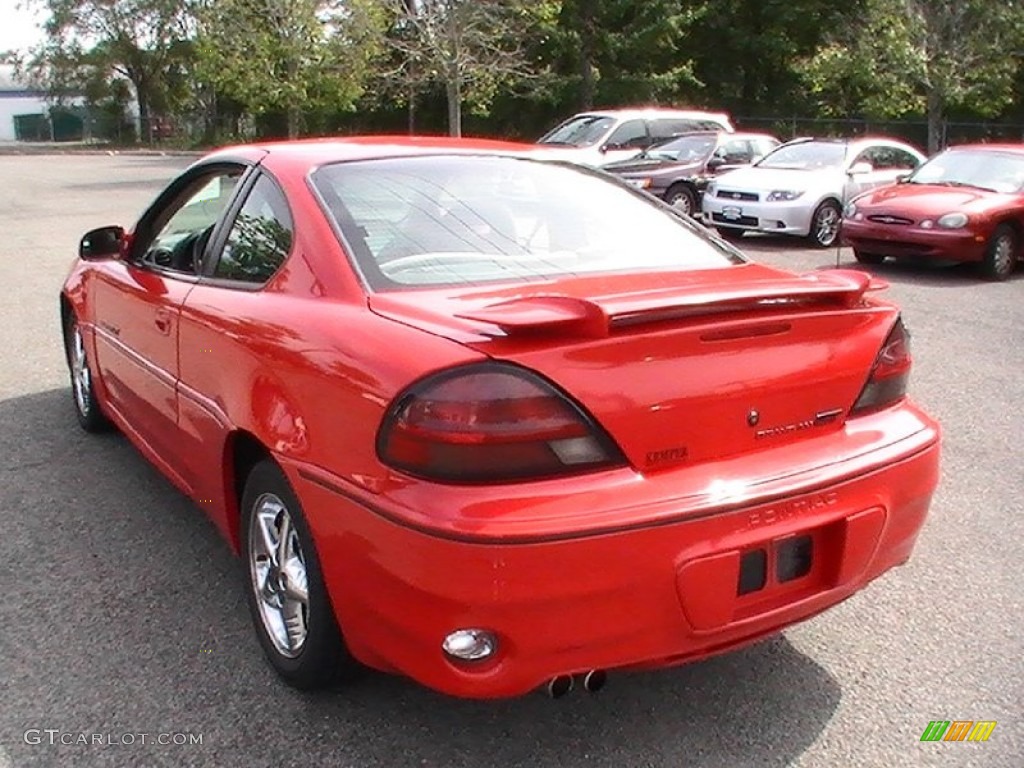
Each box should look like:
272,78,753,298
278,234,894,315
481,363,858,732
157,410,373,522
138,170,243,273
852,148,878,169
212,175,294,283
650,118,697,140
605,119,648,149
754,138,780,159
890,148,921,169
860,146,919,170
717,139,753,163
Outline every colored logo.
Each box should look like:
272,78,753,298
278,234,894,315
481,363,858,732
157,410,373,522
920,720,996,742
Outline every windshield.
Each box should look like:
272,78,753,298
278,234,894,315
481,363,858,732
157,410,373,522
538,115,615,147
312,155,741,290
907,149,1024,193
758,141,848,170
647,135,717,162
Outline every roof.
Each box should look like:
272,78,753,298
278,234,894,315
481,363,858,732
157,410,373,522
572,107,732,122
660,130,778,140
203,135,543,173
780,135,926,153
942,142,1024,154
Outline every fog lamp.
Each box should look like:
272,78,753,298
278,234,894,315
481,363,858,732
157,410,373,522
442,629,497,662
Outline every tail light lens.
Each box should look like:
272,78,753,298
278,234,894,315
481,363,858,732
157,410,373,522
377,363,625,482
851,317,911,414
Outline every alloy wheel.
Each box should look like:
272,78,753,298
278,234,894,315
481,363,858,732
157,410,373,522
814,205,840,247
248,493,310,658
992,233,1014,277
70,325,92,417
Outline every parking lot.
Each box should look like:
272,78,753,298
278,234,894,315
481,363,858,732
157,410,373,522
0,153,1021,768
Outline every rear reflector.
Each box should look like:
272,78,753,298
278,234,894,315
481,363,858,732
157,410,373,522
851,317,911,415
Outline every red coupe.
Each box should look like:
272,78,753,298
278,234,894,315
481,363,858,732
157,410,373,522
843,144,1024,280
61,137,940,699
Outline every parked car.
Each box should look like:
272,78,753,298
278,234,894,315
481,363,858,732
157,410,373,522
603,131,781,216
535,108,734,168
703,137,926,247
843,144,1024,280
62,136,940,700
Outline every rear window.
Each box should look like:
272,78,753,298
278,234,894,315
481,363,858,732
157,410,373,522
311,155,741,290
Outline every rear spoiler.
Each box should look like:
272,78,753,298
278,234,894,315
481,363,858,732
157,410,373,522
455,270,887,338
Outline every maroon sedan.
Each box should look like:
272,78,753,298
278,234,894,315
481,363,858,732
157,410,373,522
843,144,1024,280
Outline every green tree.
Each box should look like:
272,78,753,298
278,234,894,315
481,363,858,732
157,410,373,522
199,0,387,140
556,0,707,110
800,0,1024,152
685,0,867,118
378,0,545,137
25,0,197,142
197,0,387,140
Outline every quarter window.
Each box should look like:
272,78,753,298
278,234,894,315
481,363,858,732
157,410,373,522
213,175,294,283
605,120,648,149
717,139,753,163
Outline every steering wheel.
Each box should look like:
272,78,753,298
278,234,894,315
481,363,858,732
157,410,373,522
147,247,175,268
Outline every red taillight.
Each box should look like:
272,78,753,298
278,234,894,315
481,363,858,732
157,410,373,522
851,317,912,414
377,364,625,482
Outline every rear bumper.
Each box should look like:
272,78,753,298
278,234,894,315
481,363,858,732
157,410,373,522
287,409,940,699
843,220,987,261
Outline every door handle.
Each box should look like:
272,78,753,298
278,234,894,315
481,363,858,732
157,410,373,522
155,308,172,335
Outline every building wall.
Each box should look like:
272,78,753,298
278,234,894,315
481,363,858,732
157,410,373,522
0,95,49,141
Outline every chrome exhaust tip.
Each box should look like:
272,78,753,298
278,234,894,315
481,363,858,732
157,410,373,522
546,674,574,699
582,669,606,693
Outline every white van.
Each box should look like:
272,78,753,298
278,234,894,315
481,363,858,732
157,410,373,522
536,108,735,168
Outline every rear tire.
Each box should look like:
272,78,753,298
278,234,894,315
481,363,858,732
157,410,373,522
242,459,359,689
808,200,842,248
853,250,886,265
64,314,111,433
981,224,1017,281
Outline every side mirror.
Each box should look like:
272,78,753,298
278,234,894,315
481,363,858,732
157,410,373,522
847,161,873,176
80,226,125,260
599,144,611,154
706,156,725,170
896,173,911,184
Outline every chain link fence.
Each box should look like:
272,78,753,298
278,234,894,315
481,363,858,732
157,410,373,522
735,116,1024,151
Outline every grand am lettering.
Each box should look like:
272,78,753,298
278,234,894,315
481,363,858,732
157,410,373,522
753,408,844,440
747,492,839,528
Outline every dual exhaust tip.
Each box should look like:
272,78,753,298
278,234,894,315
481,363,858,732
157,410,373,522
546,669,606,698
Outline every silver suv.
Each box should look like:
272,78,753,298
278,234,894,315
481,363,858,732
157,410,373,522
536,108,735,168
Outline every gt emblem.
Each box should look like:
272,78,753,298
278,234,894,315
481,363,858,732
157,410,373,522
747,409,760,426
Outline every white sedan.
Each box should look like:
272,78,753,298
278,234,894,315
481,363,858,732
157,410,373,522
703,137,926,247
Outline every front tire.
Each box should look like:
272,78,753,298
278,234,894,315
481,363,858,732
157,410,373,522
808,200,842,248
853,250,886,265
981,224,1017,281
64,314,111,433
242,459,358,689
664,184,697,216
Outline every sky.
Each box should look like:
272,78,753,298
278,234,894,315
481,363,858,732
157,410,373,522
0,0,45,55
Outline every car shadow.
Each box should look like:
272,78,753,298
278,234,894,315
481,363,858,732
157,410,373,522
731,233,1024,287
1,388,842,768
836,256,1024,288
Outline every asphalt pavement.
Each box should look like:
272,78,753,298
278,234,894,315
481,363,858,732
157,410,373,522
0,154,1020,768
